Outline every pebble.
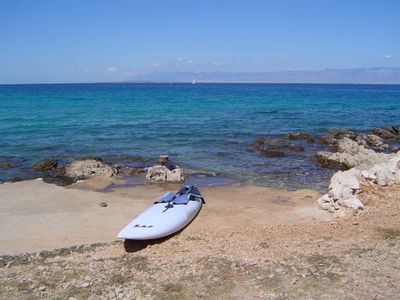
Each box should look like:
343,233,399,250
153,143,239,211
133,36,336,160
78,282,90,288
38,286,46,291
99,202,108,207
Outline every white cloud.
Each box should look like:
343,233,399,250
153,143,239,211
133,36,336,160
384,54,393,59
107,66,118,72
83,68,91,73
152,63,161,68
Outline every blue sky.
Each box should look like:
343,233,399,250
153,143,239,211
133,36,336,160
0,0,399,83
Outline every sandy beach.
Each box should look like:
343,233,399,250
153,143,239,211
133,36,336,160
0,178,331,255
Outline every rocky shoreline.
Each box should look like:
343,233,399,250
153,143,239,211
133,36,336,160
1,125,399,298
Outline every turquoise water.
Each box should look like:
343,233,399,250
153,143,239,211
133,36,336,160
1,83,399,190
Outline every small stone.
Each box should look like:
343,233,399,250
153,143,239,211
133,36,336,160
99,202,108,207
38,286,46,291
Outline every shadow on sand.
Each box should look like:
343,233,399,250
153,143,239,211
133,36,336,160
123,235,174,253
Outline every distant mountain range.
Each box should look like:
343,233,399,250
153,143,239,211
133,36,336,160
131,67,400,84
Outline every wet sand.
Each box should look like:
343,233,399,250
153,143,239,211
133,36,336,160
0,178,332,255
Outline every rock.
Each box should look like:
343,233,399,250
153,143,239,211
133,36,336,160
316,138,395,170
361,170,377,181
0,162,13,169
372,126,400,141
99,202,108,207
64,159,116,180
320,129,390,151
317,149,400,216
342,196,364,210
317,168,363,214
317,194,334,213
253,137,305,158
158,155,169,164
38,286,46,291
329,169,361,200
146,165,184,182
363,156,400,186
320,129,358,146
33,159,58,170
285,133,316,143
259,150,285,158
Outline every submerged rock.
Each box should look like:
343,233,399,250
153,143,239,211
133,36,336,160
285,133,316,143
64,159,117,180
253,137,304,158
0,161,13,169
33,159,58,170
146,165,184,182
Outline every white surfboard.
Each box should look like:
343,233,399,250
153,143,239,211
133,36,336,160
117,197,203,240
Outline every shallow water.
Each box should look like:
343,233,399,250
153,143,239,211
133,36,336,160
1,83,399,190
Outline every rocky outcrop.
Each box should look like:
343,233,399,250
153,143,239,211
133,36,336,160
361,156,400,186
320,129,390,151
316,138,396,170
145,165,184,182
64,159,117,180
33,159,58,170
317,151,400,216
253,137,304,158
285,133,316,143
372,126,400,141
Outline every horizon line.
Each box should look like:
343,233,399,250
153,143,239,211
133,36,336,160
1,81,400,86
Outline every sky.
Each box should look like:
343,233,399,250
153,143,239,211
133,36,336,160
0,0,399,83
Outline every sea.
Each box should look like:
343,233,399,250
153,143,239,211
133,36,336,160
1,83,399,191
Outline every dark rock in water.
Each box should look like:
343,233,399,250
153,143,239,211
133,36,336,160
288,145,305,152
320,129,357,145
0,162,13,169
260,150,285,158
285,133,316,143
372,126,400,141
253,136,304,157
127,167,145,176
33,159,58,170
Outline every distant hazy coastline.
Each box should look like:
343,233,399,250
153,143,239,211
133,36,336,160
131,67,400,85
